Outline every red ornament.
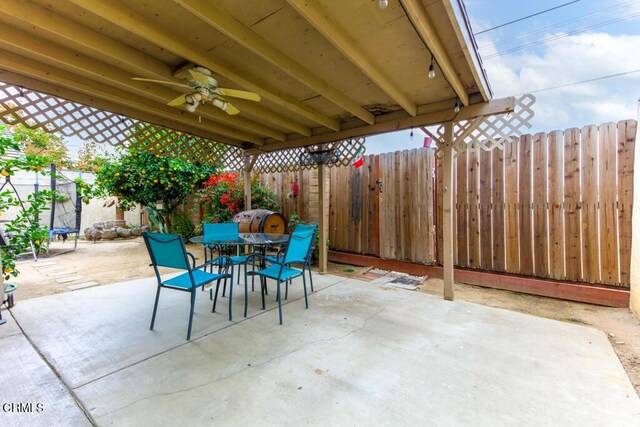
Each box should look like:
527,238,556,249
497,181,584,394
291,180,299,197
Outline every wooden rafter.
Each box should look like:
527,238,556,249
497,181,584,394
66,0,341,131
175,0,375,125
0,73,238,146
0,50,260,146
0,1,311,138
0,24,285,142
399,0,470,106
286,0,418,117
249,97,516,154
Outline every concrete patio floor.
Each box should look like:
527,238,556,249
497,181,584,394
1,271,639,426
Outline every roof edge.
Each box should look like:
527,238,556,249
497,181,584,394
443,0,493,101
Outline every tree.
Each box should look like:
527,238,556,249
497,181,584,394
11,124,70,168
1,127,57,281
74,139,120,172
95,149,216,232
196,172,280,223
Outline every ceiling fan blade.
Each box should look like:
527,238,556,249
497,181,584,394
215,88,261,102
224,102,240,115
167,93,188,106
188,69,211,86
132,77,189,89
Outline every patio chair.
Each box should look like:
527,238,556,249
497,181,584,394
143,232,232,340
246,229,315,324
265,223,318,299
202,222,254,297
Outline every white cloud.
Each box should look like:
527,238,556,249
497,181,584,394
483,32,640,131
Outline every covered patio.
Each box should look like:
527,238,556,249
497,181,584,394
3,273,640,425
1,0,640,425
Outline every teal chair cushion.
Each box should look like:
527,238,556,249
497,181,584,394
162,269,225,289
252,264,303,281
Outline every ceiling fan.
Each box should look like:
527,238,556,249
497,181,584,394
132,66,261,115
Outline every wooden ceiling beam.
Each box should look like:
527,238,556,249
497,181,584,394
0,3,309,138
174,0,375,125
0,51,262,146
286,0,417,117
67,0,341,131
0,22,284,142
399,0,470,106
0,0,173,80
247,97,515,154
0,69,232,145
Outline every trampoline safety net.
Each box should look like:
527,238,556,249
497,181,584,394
49,164,82,245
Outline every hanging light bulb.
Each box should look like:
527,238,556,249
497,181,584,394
428,55,436,79
454,98,461,113
409,127,414,141
379,0,388,9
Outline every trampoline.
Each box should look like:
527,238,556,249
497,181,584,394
47,164,82,255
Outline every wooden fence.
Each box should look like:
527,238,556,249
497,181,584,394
437,120,636,286
259,120,636,288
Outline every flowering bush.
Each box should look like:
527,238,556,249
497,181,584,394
196,172,279,223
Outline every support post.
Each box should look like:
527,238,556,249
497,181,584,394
243,155,252,211
442,121,455,300
318,164,329,274
630,101,640,316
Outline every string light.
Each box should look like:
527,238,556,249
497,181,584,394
454,98,461,113
409,127,414,141
428,55,436,79
379,0,388,9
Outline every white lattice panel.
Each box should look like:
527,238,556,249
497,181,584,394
0,81,243,167
434,94,535,155
253,137,365,173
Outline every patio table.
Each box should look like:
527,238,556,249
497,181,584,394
189,233,290,272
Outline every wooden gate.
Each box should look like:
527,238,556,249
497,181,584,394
325,148,436,263
378,149,436,264
328,154,378,255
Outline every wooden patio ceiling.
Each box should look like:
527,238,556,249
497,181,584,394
0,0,494,155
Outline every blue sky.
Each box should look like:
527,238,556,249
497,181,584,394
366,0,640,154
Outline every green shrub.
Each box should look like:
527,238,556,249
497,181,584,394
172,212,196,241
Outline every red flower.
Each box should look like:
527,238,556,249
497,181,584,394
291,180,299,197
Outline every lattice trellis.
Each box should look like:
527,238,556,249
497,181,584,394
0,81,243,167
252,137,365,173
128,124,244,169
429,94,535,156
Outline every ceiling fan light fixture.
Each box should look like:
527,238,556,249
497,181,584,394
211,98,228,112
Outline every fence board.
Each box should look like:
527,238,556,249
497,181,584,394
599,123,619,284
479,149,493,270
468,149,481,268
492,146,506,271
581,125,600,283
436,157,443,264
618,120,636,286
505,140,520,273
548,130,565,279
532,132,548,277
564,128,582,281
456,150,468,267
519,135,534,275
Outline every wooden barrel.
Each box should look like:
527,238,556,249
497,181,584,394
232,209,286,234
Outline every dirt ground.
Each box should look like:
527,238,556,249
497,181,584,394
7,237,640,396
